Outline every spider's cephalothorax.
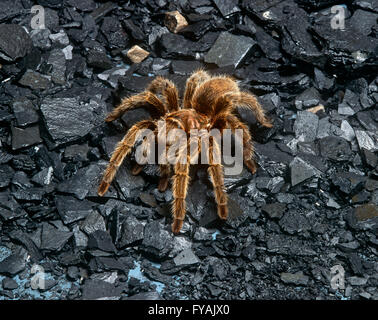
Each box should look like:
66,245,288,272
98,70,273,234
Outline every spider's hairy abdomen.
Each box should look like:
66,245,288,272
98,70,273,234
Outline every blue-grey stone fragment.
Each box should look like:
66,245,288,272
204,32,256,68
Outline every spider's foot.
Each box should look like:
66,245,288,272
105,114,117,122
132,163,144,175
172,219,183,234
98,181,110,196
217,205,228,220
245,159,257,174
263,120,273,128
158,177,169,192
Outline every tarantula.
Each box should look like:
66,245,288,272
98,70,272,234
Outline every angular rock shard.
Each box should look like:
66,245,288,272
40,97,106,146
204,32,257,68
0,24,32,62
290,157,321,186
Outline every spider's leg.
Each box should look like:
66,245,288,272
236,91,273,128
171,146,190,234
147,77,179,112
105,91,167,122
183,69,210,109
98,120,155,196
131,163,144,175
207,135,228,220
158,164,171,192
212,113,257,174
226,114,257,174
131,128,157,175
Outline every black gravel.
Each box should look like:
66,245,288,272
0,0,377,300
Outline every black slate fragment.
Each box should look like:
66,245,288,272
293,111,319,142
142,221,173,259
332,172,367,195
18,70,52,91
0,192,26,221
0,24,32,62
0,165,13,188
11,125,42,151
319,136,352,162
80,210,106,235
8,230,43,263
81,279,121,300
87,230,116,253
11,98,39,127
280,271,309,286
2,277,18,290
204,32,257,68
279,212,311,235
290,157,321,186
213,0,240,17
0,254,26,276
118,215,145,247
56,196,94,225
173,249,200,266
158,32,218,59
262,203,286,219
40,223,73,251
0,1,24,23
40,97,106,146
126,291,162,300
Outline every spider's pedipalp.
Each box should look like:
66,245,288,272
183,69,211,109
147,77,180,112
105,91,167,122
98,120,155,196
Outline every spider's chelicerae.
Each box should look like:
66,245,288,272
98,70,273,234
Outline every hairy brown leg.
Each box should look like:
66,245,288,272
98,120,155,196
158,164,171,192
183,69,210,109
207,136,228,220
131,127,158,175
105,91,167,122
226,115,256,173
171,151,190,234
238,91,273,128
213,91,273,128
147,77,179,112
226,114,257,174
212,112,257,174
131,163,144,175
130,128,172,191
